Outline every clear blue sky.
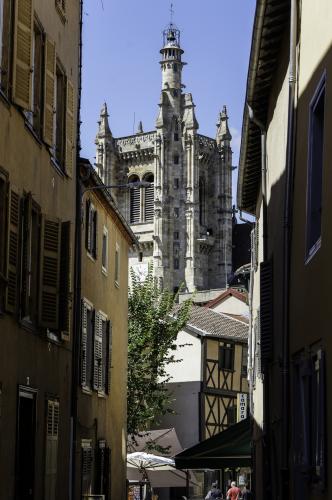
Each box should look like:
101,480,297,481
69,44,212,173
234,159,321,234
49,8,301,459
80,0,256,199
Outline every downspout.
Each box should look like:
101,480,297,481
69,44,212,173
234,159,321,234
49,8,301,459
281,0,298,495
70,0,83,498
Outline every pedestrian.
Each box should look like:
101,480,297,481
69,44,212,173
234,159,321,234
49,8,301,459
241,483,253,500
226,481,241,500
205,482,223,500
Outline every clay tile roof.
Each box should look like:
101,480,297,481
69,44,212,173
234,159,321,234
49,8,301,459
206,288,248,309
183,305,248,342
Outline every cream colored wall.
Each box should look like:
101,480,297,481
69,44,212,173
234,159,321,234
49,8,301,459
211,296,248,316
166,329,202,383
81,193,130,500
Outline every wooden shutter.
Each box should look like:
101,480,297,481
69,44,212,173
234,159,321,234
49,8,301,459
93,312,103,391
85,199,91,252
43,36,56,146
260,259,273,362
45,399,59,500
315,349,326,487
59,221,71,341
65,80,74,178
20,194,32,316
81,300,88,386
39,217,60,329
105,321,112,394
5,189,20,312
12,0,33,109
1,0,13,96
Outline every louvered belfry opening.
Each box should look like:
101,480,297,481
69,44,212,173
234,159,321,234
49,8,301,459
144,173,154,222
129,175,140,223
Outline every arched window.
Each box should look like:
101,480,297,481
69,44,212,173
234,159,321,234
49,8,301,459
144,173,154,222
129,175,140,224
199,178,205,226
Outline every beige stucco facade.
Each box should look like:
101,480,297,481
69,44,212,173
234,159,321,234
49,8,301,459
239,1,332,498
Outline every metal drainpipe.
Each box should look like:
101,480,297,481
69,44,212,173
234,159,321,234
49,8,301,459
281,0,298,495
70,0,84,498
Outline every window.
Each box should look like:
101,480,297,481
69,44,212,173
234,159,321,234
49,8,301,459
102,317,111,393
174,133,179,141
174,154,179,165
293,349,326,490
306,75,326,259
26,20,43,135
0,173,7,282
174,208,179,218
85,200,97,258
20,194,41,325
45,398,59,499
219,343,234,371
138,251,143,262
93,312,111,394
173,63,177,72
174,231,179,240
102,227,108,273
226,404,237,426
241,344,248,377
173,89,178,97
174,178,179,189
174,258,179,270
199,178,205,225
81,301,94,389
0,0,13,96
54,62,66,168
129,176,140,223
114,243,119,285
143,173,154,222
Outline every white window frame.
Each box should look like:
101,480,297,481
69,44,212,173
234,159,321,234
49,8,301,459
101,226,108,275
305,72,326,264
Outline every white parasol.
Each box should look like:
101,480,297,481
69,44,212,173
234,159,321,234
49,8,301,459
127,452,175,471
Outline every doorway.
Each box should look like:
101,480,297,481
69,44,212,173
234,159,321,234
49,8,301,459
16,387,37,499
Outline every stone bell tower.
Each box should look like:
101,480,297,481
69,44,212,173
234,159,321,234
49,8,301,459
95,22,233,293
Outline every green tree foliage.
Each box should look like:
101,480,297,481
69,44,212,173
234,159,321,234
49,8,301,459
127,268,191,441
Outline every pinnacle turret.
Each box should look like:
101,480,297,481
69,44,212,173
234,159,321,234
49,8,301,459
216,105,232,145
96,102,112,140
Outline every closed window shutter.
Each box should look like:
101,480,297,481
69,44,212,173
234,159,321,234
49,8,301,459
45,399,59,500
12,0,33,109
130,188,140,223
94,312,103,391
5,189,20,312
43,36,56,146
59,221,71,341
39,217,61,329
144,184,154,221
105,321,112,394
81,300,87,386
85,200,91,252
1,0,13,96
93,209,97,258
315,349,326,487
21,194,32,316
65,79,74,177
260,259,273,363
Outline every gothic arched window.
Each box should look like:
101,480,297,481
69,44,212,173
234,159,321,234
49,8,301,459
199,178,205,226
129,175,140,224
144,173,154,222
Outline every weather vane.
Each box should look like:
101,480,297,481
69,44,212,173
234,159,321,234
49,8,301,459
170,2,174,25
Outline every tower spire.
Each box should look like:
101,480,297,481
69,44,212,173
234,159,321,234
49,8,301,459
170,2,174,25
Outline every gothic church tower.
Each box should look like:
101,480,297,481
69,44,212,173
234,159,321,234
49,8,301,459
95,23,233,292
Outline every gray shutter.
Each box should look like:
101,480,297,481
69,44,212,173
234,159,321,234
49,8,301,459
260,259,273,362
45,399,59,500
106,321,112,394
81,301,88,386
85,200,91,252
21,194,32,316
39,217,61,329
316,349,326,486
93,312,103,391
5,189,20,312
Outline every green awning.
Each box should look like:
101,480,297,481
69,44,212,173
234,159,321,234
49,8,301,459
174,418,251,469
